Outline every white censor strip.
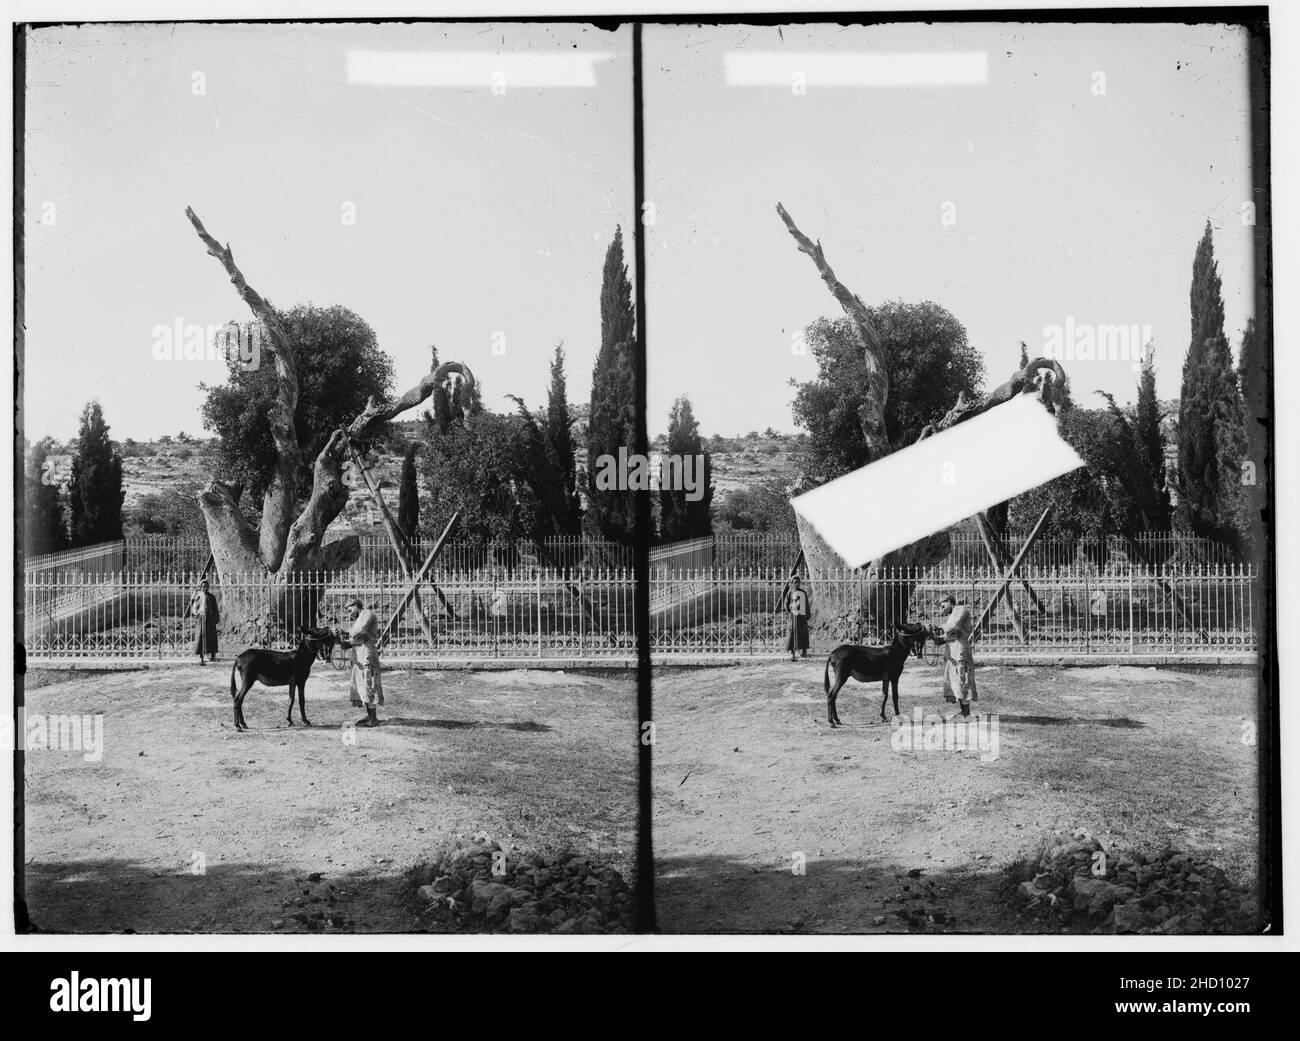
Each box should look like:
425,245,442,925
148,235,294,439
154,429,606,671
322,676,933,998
346,51,615,88
791,395,1084,570
724,51,989,88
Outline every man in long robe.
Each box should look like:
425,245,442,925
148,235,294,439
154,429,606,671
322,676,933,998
784,575,811,660
189,579,219,664
935,592,977,717
339,598,384,727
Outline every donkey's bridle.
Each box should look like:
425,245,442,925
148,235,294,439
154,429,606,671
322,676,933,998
891,623,929,659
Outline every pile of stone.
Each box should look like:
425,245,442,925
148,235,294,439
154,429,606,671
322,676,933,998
1013,829,1257,934
410,833,635,934
271,872,353,932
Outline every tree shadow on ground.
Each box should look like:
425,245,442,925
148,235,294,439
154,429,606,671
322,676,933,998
995,714,1146,728
653,853,1045,934
23,858,422,934
383,717,552,733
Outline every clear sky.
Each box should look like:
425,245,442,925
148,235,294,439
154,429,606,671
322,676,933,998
643,21,1256,436
23,21,633,442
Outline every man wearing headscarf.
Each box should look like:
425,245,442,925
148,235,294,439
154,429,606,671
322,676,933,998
189,579,219,665
338,597,384,727
784,575,811,661
933,592,978,717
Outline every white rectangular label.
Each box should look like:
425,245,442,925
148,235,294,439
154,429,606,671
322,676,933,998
790,394,1083,569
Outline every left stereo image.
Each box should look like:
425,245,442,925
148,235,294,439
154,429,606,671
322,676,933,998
15,21,641,934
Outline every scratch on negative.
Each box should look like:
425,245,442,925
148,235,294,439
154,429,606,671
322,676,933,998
509,127,598,175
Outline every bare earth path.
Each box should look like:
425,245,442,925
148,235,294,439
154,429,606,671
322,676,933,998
23,665,636,933
653,661,1259,933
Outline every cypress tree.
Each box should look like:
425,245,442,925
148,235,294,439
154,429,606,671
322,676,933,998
1134,342,1172,529
658,396,714,542
397,444,419,541
545,342,582,535
585,226,637,543
1176,222,1247,548
25,437,69,557
68,401,124,547
1237,318,1268,553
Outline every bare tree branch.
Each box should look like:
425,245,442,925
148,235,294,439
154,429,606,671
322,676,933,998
348,352,477,440
776,202,890,458
185,206,302,569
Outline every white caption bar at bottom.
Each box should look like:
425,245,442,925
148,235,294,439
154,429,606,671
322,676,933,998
790,394,1083,570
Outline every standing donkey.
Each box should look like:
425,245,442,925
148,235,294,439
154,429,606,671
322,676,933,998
821,621,931,726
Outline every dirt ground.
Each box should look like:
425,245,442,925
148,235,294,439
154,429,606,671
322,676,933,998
653,660,1260,933
22,665,636,933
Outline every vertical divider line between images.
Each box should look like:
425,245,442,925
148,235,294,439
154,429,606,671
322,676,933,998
631,21,655,935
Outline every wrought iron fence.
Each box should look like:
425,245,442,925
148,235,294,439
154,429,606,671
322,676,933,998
24,567,637,663
649,564,1258,659
118,530,1238,576
27,540,125,577
942,530,1238,569
24,563,1256,664
121,533,632,574
709,533,803,570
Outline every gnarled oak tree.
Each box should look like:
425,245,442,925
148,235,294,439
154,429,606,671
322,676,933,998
185,207,474,645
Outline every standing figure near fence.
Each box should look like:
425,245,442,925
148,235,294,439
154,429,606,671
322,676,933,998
784,575,812,661
338,597,384,727
189,579,219,665
932,592,978,717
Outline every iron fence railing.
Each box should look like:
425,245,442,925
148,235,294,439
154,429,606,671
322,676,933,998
648,565,1258,658
24,567,637,662
120,534,633,574
26,540,125,576
24,563,1256,664
115,530,1238,576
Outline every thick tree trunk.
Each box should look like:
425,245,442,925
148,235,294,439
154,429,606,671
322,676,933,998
186,208,473,646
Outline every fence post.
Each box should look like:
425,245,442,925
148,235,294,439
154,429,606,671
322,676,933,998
537,570,543,659
1084,569,1091,654
1124,563,1132,654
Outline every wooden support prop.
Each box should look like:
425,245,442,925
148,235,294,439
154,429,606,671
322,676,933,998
1122,534,1204,640
344,441,455,618
973,505,1053,640
182,554,218,619
974,513,1045,615
346,442,443,646
974,512,1027,644
532,537,603,632
379,511,460,651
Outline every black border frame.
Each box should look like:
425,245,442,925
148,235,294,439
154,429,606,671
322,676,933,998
10,5,1278,940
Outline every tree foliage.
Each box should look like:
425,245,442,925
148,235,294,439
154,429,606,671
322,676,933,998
199,305,395,504
545,343,583,535
419,411,558,545
1134,345,1173,530
131,482,207,538
585,226,637,542
24,437,69,556
1176,222,1247,549
715,478,797,534
1237,317,1269,556
397,444,419,541
1009,396,1171,548
658,396,713,542
68,401,124,547
1008,407,1131,542
790,304,985,485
